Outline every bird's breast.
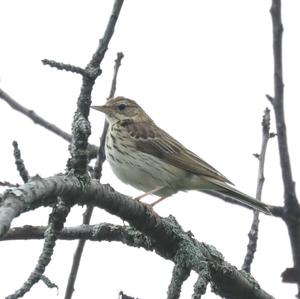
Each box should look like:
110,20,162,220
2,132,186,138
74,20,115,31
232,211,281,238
105,126,185,195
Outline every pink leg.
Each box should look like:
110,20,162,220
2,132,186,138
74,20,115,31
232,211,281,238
150,195,169,207
134,186,164,201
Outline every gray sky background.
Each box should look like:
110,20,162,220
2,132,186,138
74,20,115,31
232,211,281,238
0,1,300,298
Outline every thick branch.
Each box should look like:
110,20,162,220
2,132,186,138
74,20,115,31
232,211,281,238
0,175,274,299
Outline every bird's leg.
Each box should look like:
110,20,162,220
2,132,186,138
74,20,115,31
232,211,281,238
133,186,164,201
150,195,169,207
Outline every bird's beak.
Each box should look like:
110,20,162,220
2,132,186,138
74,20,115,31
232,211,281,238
91,105,110,114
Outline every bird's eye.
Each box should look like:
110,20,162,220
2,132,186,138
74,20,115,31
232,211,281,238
117,103,126,111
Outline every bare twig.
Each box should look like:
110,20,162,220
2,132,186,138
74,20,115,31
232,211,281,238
0,88,98,159
12,141,30,183
0,89,70,142
269,0,300,294
94,52,124,179
63,206,94,299
107,52,124,100
40,275,58,291
242,108,271,272
65,52,124,299
42,59,86,75
0,181,19,188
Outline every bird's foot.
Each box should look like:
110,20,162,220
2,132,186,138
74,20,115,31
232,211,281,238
144,203,161,224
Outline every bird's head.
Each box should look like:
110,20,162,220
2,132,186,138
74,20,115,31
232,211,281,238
91,96,152,124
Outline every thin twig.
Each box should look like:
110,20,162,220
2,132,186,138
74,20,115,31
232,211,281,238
0,89,71,142
64,51,124,299
12,141,30,183
63,206,94,299
42,59,86,75
107,52,124,99
242,108,271,272
40,275,58,291
94,52,124,179
0,181,19,188
0,88,98,159
270,0,300,294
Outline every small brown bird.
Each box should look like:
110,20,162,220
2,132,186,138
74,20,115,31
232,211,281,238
92,96,270,214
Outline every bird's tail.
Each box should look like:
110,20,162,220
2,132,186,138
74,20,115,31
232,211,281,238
208,180,271,215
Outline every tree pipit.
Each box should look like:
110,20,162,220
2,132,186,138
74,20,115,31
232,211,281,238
92,96,271,214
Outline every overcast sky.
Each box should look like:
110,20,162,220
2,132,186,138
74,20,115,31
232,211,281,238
0,1,300,298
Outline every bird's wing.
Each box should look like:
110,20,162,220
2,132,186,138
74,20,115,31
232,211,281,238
121,120,233,184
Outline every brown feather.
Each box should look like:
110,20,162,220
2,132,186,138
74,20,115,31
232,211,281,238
120,120,233,184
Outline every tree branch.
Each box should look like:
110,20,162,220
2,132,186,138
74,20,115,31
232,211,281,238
12,141,30,183
65,51,124,299
0,175,274,299
42,59,86,75
269,0,300,294
0,181,19,188
94,51,124,179
0,88,99,159
242,108,272,272
63,205,94,299
192,271,210,299
66,0,124,176
167,263,191,299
